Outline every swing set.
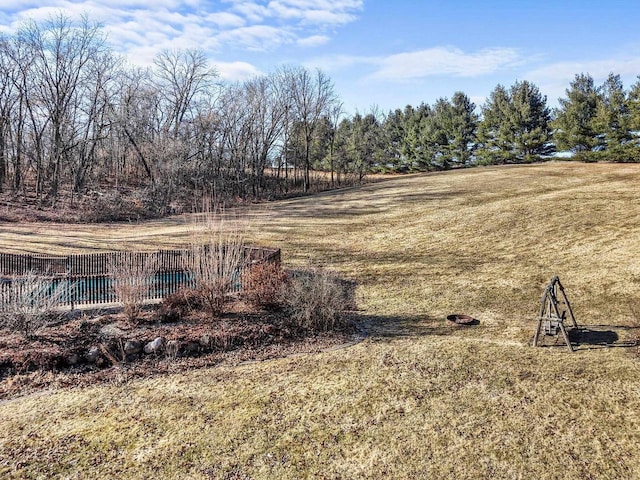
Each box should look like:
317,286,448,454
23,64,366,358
532,276,579,352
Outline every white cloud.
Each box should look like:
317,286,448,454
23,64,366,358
0,0,363,73
124,44,161,66
309,47,523,80
268,0,359,25
205,11,246,28
304,53,373,72
217,25,295,51
372,47,523,81
224,0,363,24
302,9,357,25
297,34,329,47
105,22,148,46
215,60,262,80
224,1,270,23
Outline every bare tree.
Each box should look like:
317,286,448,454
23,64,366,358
17,14,109,202
110,67,157,184
327,102,344,187
0,12,354,216
284,66,339,192
5,32,44,196
153,49,218,138
217,83,252,198
69,49,120,193
243,73,290,197
0,37,18,193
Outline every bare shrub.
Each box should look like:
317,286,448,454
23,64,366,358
108,252,158,322
242,261,288,310
184,212,245,317
155,288,204,323
284,268,351,331
0,271,71,338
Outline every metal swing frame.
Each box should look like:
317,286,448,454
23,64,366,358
532,276,578,352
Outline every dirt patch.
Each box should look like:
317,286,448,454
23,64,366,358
0,302,359,400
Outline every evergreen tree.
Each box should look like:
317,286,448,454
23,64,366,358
508,80,554,158
553,73,600,153
478,81,552,163
309,115,333,170
477,84,513,163
423,98,451,169
433,92,478,169
334,112,384,179
382,109,406,171
401,103,433,171
628,77,640,157
629,76,640,135
592,73,631,148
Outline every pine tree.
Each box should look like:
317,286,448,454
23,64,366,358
629,76,640,135
592,73,631,149
449,91,479,165
477,84,513,163
477,81,551,163
553,73,600,153
427,93,478,168
382,109,406,171
401,103,434,171
508,80,554,158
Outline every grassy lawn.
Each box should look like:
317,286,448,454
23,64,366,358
1,161,640,479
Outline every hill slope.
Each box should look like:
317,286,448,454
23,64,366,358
1,162,640,479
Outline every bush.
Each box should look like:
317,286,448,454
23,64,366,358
284,268,352,331
184,244,244,316
155,287,204,322
108,253,158,322
242,262,288,310
184,205,244,317
183,220,245,317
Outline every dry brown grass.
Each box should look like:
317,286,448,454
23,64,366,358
2,161,640,478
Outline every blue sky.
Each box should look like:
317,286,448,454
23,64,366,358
1,0,639,115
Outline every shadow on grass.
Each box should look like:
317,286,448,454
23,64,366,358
356,315,638,352
537,324,638,351
353,313,477,341
568,325,638,350
262,186,468,221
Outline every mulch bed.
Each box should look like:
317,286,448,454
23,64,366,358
0,303,359,400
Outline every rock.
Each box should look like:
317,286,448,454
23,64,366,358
124,340,143,355
99,324,127,338
66,353,79,366
199,334,212,348
85,346,100,363
262,324,276,335
165,339,180,357
144,337,165,354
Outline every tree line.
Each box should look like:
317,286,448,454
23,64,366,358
0,15,346,218
0,15,639,219
365,73,640,173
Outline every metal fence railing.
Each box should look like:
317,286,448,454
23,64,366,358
0,246,281,309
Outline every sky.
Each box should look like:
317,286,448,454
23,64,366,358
1,0,639,115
